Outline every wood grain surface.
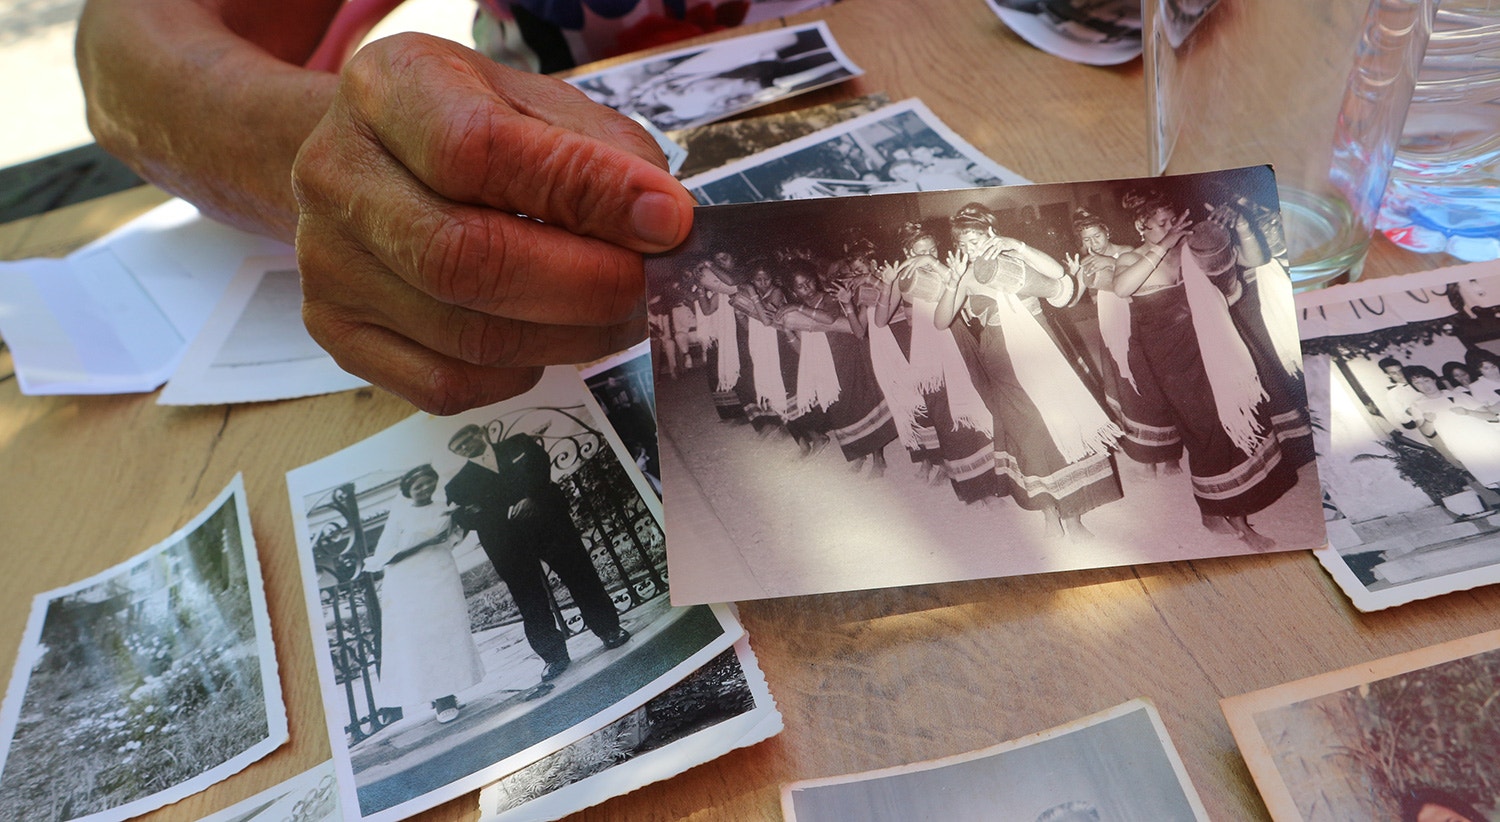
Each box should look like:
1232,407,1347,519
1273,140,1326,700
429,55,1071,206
0,0,1483,820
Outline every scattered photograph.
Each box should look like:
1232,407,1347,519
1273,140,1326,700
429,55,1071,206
665,93,891,180
0,477,286,822
682,98,1027,205
580,342,661,499
568,21,861,131
647,165,1324,604
284,366,743,821
158,254,368,406
985,0,1143,66
1222,628,1500,822
196,761,341,822
782,699,1209,821
1298,261,1500,610
478,636,781,821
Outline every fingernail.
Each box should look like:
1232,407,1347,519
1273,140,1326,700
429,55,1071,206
632,191,683,247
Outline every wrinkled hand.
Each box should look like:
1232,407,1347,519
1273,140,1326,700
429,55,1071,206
293,34,697,414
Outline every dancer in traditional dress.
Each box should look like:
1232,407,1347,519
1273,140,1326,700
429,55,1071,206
1066,209,1184,477
1110,190,1298,550
935,203,1123,540
868,223,998,502
731,259,828,454
778,264,897,475
368,464,483,724
691,256,747,422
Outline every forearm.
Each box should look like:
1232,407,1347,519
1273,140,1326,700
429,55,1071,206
76,0,342,242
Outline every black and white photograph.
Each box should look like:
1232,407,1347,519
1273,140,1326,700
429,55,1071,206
1298,261,1500,611
157,254,368,406
580,342,662,499
196,761,341,822
478,637,781,821
782,699,1209,821
649,165,1325,604
683,99,1027,205
664,93,891,180
0,477,286,822
1223,628,1500,822
985,0,1143,66
567,21,861,132
284,366,743,821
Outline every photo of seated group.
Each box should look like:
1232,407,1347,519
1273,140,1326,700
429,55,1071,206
646,165,1326,604
1298,262,1500,611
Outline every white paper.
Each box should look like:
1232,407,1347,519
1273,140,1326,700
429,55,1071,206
159,254,367,405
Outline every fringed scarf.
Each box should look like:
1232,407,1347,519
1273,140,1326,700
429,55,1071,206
1250,260,1303,378
796,330,841,412
696,300,740,391
1181,251,1268,455
909,299,992,435
745,318,788,416
988,289,1122,462
1096,289,1135,391
865,317,926,450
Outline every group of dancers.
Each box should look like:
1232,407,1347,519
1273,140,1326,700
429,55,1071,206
651,185,1315,548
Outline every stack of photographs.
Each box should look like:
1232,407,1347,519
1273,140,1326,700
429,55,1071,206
284,367,779,821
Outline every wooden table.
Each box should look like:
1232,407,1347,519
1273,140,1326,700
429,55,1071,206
0,0,1484,819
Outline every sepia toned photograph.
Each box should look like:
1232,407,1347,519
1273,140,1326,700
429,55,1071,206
0,478,286,822
782,699,1209,821
1298,262,1500,611
665,93,891,180
568,21,861,131
648,165,1325,604
478,637,781,821
158,254,367,406
1222,629,1500,822
284,366,742,821
683,99,1027,205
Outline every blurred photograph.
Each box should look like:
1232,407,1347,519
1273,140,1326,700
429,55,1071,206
1223,628,1500,821
0,478,285,822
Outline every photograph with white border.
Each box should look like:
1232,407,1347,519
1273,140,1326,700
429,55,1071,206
985,0,1143,66
782,698,1209,821
664,93,891,180
649,166,1324,604
478,635,780,821
158,254,368,406
285,366,743,821
0,476,285,822
195,760,341,822
1222,628,1500,822
683,99,1028,204
567,21,861,131
1298,261,1500,611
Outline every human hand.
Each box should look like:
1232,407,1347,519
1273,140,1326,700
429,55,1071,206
1065,252,1082,275
1162,209,1195,248
294,34,696,414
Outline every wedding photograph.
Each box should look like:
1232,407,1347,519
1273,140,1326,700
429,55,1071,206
1298,262,1500,610
648,165,1325,604
284,367,742,821
0,479,285,822
783,700,1209,821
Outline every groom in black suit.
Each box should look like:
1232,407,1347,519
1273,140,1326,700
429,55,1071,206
444,424,629,683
